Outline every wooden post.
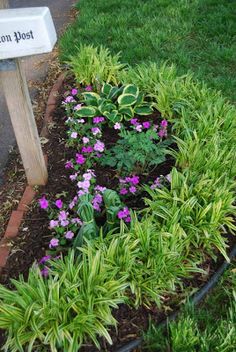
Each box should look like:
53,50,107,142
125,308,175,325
0,0,48,185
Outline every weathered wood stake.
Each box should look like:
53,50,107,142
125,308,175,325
0,0,49,185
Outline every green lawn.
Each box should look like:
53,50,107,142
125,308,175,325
60,0,236,102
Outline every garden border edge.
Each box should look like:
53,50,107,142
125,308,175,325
0,72,66,272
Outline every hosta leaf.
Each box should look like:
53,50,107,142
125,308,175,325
101,83,113,96
82,92,100,101
118,94,137,106
134,105,153,115
123,84,139,97
99,102,116,114
75,106,97,117
118,106,134,118
105,110,121,123
108,86,123,100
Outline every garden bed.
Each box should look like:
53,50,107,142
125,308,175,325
0,47,236,352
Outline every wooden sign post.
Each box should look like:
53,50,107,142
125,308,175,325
0,2,57,185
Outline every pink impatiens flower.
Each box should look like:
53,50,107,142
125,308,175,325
71,88,78,96
135,124,143,132
74,104,82,111
161,119,168,128
65,231,74,239
82,137,90,144
85,85,92,91
129,186,137,194
39,196,48,209
114,122,121,130
94,140,105,152
50,220,59,228
143,121,151,129
49,238,59,248
65,160,73,169
91,127,101,135
55,199,63,209
82,146,93,153
120,188,128,195
76,153,86,165
71,132,78,139
93,116,105,124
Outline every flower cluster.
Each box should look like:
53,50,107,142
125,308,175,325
117,207,131,223
150,173,171,190
130,117,168,138
119,175,140,195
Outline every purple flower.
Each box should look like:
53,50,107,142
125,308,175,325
118,207,130,219
65,231,74,239
41,267,49,277
39,255,51,264
65,160,73,169
130,175,140,185
49,238,59,248
76,153,86,165
71,218,82,225
161,119,168,128
166,174,171,183
78,180,90,190
82,137,90,144
91,127,101,135
130,118,138,125
55,199,63,209
143,121,151,129
77,118,85,123
49,220,59,228
82,146,94,153
83,172,92,181
125,216,131,223
85,85,92,91
94,140,105,152
120,188,128,195
95,185,107,193
129,186,137,194
78,190,86,197
39,196,48,210
71,88,78,95
71,132,78,139
70,173,78,181
114,122,121,130
93,116,105,124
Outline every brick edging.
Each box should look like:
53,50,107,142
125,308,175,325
0,72,66,271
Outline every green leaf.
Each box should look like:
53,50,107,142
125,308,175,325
101,83,113,96
134,105,153,115
118,94,137,106
75,106,97,117
108,86,123,100
82,92,100,100
118,106,134,118
123,84,139,97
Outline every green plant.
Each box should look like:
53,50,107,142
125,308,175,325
100,129,171,174
66,44,126,90
76,83,153,124
103,189,123,233
0,250,128,351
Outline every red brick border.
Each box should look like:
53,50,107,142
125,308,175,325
0,72,66,274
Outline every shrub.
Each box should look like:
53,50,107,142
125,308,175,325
0,250,127,351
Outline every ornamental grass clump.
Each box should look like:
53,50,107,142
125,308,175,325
0,250,127,352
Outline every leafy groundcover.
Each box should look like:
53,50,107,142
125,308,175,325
0,46,236,351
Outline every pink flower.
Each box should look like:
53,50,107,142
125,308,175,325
114,122,121,130
83,172,92,181
71,88,78,95
55,199,63,209
41,267,49,277
129,186,136,194
70,173,78,181
71,132,78,139
94,140,105,152
158,129,167,138
77,180,90,190
64,96,75,103
153,124,158,132
95,185,107,193
49,238,59,248
71,218,82,225
125,216,131,223
118,207,130,219
130,118,138,125
120,188,128,195
93,116,105,124
65,231,74,239
58,211,67,221
85,85,92,91
135,124,143,132
49,220,59,228
161,119,168,128
143,121,151,129
39,196,48,209
91,127,101,135
166,174,171,183
65,160,73,169
82,137,90,144
74,104,82,111
76,153,86,165
77,118,85,123
82,146,93,153
60,220,69,227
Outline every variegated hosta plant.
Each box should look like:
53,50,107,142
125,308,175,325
76,83,153,124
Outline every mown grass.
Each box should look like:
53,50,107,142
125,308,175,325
60,0,236,102
144,265,236,351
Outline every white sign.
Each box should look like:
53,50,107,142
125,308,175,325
0,7,57,59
